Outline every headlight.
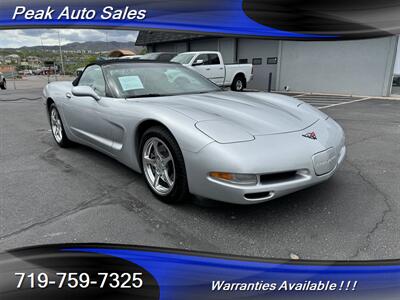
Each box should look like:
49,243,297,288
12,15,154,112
209,172,258,185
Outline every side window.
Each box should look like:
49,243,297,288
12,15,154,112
195,54,209,65
79,65,106,97
208,54,220,65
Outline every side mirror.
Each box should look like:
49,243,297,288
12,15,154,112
192,59,204,66
71,86,101,101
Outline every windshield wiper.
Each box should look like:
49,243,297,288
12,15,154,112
127,93,163,98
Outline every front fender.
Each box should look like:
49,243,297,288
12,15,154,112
101,101,215,172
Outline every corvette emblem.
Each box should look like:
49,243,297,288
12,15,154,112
302,131,317,140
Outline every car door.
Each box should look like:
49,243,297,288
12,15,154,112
63,65,114,152
192,54,225,85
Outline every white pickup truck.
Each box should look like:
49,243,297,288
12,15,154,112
171,51,253,91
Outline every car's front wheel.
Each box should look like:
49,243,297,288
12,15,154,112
140,126,189,204
0,79,6,90
49,103,72,147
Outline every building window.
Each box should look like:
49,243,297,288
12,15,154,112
238,58,248,64
252,58,262,65
267,57,278,64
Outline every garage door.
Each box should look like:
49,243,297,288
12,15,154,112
237,39,279,91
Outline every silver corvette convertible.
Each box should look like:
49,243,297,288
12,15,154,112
43,60,345,204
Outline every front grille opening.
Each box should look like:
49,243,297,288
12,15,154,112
244,191,273,200
259,171,298,184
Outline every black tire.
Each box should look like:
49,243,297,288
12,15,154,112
49,103,72,148
231,75,245,91
0,79,6,90
139,126,190,204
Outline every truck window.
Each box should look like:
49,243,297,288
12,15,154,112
171,53,195,64
196,54,208,65
195,54,220,65
208,54,220,65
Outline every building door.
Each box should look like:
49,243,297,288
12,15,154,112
237,39,279,91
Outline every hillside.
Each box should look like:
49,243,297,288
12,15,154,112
0,41,144,53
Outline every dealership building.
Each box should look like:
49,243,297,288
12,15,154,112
136,31,398,97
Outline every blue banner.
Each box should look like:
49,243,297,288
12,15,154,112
1,244,399,300
1,0,400,39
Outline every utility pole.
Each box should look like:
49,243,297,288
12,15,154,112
41,35,50,83
58,31,65,76
106,31,111,57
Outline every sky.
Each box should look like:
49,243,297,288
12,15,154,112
0,29,139,48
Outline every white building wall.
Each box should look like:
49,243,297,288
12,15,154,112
148,35,397,96
277,36,398,96
237,39,279,90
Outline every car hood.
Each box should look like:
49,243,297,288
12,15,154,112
152,91,319,136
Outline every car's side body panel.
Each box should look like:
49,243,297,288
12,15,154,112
44,82,214,172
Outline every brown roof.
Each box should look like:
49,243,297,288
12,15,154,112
135,31,207,46
108,49,136,57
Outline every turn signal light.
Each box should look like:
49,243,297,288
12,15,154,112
210,172,235,181
209,172,258,185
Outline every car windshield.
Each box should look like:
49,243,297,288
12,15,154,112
103,63,221,98
171,53,195,64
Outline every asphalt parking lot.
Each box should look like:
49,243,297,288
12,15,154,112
0,76,399,260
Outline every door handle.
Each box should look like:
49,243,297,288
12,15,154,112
205,68,211,70
66,92,71,99
219,67,223,70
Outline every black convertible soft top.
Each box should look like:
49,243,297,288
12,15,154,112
89,59,180,66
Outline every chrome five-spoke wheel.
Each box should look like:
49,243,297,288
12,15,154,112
50,107,63,143
48,103,71,148
142,137,176,195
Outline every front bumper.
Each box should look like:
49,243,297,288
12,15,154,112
183,118,345,204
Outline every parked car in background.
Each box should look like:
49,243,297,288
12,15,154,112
0,72,6,90
139,52,177,62
171,51,253,91
18,70,33,76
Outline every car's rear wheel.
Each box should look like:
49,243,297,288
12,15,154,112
0,79,6,90
140,126,189,204
49,103,72,147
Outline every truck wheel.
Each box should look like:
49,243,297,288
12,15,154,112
0,79,6,90
231,75,245,92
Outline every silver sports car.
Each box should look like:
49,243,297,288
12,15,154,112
43,60,345,204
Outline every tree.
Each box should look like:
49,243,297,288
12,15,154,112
84,55,98,65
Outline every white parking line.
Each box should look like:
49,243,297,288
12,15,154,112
319,97,371,109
